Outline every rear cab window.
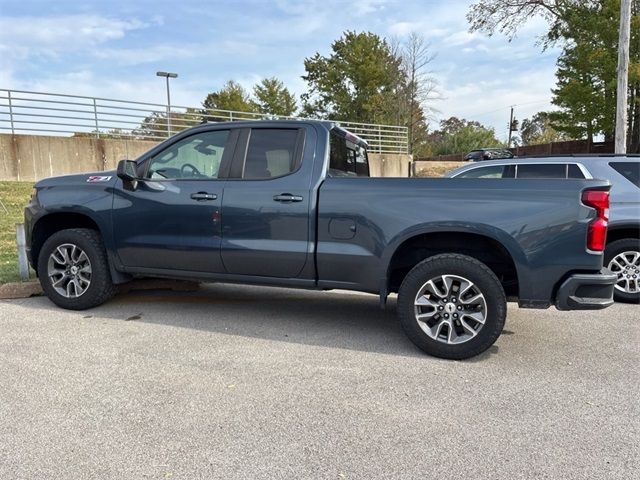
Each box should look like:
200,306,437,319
328,128,369,177
241,128,304,179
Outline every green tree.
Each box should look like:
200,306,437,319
549,0,627,143
301,31,402,123
133,108,203,139
202,80,258,117
253,77,297,116
467,0,640,150
427,117,504,155
520,111,572,144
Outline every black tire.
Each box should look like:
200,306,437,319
397,253,507,360
604,238,640,304
37,228,116,310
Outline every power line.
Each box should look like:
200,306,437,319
459,99,553,121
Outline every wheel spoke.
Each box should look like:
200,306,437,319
609,259,624,271
460,318,478,337
415,295,438,308
442,276,456,297
432,320,447,340
460,293,483,305
447,322,459,343
462,310,486,325
458,278,473,297
51,275,67,288
77,251,89,264
424,279,447,299
58,246,71,265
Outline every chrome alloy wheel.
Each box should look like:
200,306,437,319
414,274,488,345
608,251,640,294
47,243,92,298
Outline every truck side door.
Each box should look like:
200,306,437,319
220,126,314,278
112,128,235,273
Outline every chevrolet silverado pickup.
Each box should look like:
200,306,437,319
24,120,617,359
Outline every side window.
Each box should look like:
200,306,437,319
516,164,567,179
457,165,506,178
610,162,640,187
146,130,229,180
568,164,586,179
243,129,299,179
329,129,369,177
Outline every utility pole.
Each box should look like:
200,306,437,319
615,0,632,154
508,106,514,147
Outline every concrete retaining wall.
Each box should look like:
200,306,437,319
0,134,157,182
0,134,412,181
368,153,412,177
412,160,467,178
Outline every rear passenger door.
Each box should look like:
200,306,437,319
220,126,314,278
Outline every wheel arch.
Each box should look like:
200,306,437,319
30,211,128,284
383,224,526,300
606,222,640,244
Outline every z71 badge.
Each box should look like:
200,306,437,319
86,176,112,183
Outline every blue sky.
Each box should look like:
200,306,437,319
0,0,561,140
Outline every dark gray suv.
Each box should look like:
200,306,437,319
446,155,640,303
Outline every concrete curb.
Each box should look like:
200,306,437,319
0,279,201,300
0,281,43,299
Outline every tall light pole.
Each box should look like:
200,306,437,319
615,0,631,154
156,71,178,136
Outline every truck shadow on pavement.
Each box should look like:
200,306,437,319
19,283,501,360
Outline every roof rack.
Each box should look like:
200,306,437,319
515,153,640,159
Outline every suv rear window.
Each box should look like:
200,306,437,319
610,162,640,187
329,129,369,177
567,164,585,179
457,165,506,178
516,164,567,179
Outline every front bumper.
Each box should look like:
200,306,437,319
555,270,617,311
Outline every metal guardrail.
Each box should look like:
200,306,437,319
0,89,408,154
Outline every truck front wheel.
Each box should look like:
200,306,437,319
37,228,116,310
397,254,507,360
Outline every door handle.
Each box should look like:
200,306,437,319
273,193,303,203
191,192,217,201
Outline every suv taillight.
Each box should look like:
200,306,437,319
581,189,609,252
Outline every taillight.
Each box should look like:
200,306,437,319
581,189,609,252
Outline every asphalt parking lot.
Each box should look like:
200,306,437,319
0,284,638,480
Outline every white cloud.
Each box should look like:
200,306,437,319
434,65,557,139
0,15,151,58
94,45,198,66
443,30,483,46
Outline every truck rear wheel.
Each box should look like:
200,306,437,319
397,254,507,360
37,228,116,310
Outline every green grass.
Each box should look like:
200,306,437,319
0,181,35,283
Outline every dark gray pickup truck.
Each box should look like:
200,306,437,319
24,120,617,359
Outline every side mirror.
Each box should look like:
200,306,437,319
117,159,141,190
